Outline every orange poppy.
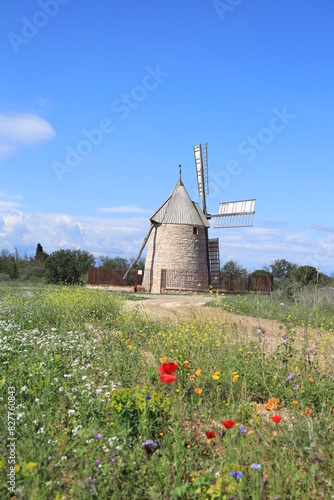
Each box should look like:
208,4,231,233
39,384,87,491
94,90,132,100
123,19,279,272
292,401,298,406
309,375,314,382
189,375,194,381
195,369,202,378
160,356,167,364
264,398,279,410
194,388,202,394
305,407,312,415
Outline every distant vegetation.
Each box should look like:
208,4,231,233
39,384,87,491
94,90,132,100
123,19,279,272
220,258,333,293
0,245,145,285
0,246,332,291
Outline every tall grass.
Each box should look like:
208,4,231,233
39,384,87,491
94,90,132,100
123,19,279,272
208,285,334,333
0,285,333,498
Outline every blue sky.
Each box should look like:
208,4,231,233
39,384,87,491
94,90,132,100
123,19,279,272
1,0,333,273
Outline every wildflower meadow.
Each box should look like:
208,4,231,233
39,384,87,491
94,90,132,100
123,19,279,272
0,285,333,498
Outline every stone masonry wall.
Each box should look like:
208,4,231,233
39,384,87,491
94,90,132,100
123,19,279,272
142,224,209,293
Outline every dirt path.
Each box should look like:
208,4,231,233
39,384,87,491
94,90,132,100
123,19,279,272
125,293,284,350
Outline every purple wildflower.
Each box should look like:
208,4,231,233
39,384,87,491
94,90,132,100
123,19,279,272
142,439,158,457
293,384,299,391
257,327,262,334
95,433,103,441
285,373,296,382
239,425,246,437
95,459,101,466
231,471,243,479
281,336,288,343
142,439,157,449
145,395,151,400
250,463,261,470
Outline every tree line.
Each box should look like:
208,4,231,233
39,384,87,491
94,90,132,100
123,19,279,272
220,258,333,290
0,246,332,289
0,245,144,285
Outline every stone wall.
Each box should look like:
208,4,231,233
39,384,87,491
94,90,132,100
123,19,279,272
143,223,209,293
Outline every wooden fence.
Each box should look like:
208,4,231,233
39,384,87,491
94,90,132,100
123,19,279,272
87,267,143,287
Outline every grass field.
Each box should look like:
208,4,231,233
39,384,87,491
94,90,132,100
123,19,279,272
1,285,333,499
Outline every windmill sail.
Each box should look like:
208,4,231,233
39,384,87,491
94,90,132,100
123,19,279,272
193,143,209,213
211,199,255,228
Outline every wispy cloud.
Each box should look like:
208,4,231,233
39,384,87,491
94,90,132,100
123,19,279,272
0,191,23,210
26,95,57,115
97,205,153,215
311,225,334,233
261,218,289,228
0,112,56,160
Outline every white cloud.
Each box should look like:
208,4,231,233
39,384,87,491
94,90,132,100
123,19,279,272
218,227,334,274
0,210,149,259
97,205,153,215
0,112,56,160
0,209,333,275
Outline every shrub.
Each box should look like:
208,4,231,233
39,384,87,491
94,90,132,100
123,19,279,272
44,249,81,284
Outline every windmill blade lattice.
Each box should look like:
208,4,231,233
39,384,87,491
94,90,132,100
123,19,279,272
211,199,256,228
193,143,209,213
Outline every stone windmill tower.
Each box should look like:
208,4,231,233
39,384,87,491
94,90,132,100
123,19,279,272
142,167,210,293
124,144,255,293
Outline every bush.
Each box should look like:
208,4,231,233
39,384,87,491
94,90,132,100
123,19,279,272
44,249,95,285
44,249,82,284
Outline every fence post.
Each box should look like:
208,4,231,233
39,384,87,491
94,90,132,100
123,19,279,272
160,269,166,294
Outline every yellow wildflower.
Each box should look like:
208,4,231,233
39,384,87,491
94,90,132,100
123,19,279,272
24,462,38,471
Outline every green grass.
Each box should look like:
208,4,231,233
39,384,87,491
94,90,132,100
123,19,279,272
207,287,334,333
0,285,333,499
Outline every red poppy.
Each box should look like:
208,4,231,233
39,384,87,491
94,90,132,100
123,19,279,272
160,374,177,384
205,431,216,439
270,415,282,424
221,420,236,429
158,362,178,375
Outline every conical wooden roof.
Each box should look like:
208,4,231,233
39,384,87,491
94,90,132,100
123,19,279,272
150,174,210,227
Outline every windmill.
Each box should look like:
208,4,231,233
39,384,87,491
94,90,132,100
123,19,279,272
124,143,255,293
193,143,256,288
